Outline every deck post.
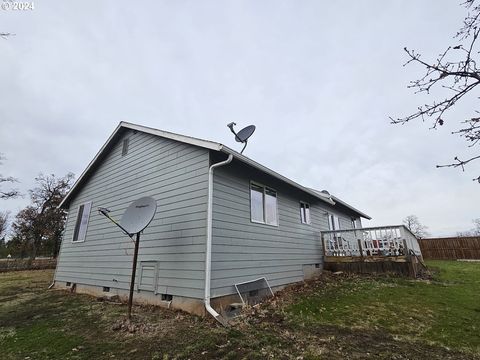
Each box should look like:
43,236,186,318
402,239,409,256
403,239,416,277
321,234,327,258
357,239,364,260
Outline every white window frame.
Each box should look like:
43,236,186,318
300,202,311,225
249,182,279,227
72,201,92,243
328,213,341,231
351,217,357,229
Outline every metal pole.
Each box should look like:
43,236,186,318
127,232,140,320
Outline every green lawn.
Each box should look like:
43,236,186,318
0,261,479,359
287,260,480,353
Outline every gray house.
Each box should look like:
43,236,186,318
54,121,370,319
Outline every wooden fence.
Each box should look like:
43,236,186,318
0,258,57,272
418,236,480,260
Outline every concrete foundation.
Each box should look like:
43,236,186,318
53,275,312,317
53,263,323,317
54,282,206,316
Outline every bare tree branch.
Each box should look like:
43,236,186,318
391,1,480,181
0,33,15,40
0,211,9,240
0,154,20,200
403,215,430,238
436,154,480,169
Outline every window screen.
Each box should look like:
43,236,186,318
250,183,278,226
328,214,340,231
72,202,92,242
351,218,357,229
250,184,264,223
264,188,278,225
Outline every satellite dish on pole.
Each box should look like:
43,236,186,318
120,197,157,235
227,122,256,154
98,196,157,320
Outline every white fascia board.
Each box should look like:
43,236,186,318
121,122,223,151
330,195,372,220
59,121,370,221
58,122,224,209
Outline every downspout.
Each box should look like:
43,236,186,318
205,153,233,325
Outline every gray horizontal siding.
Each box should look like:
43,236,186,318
55,130,209,299
210,161,355,298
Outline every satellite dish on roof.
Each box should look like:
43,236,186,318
120,197,157,235
227,122,256,154
235,125,256,143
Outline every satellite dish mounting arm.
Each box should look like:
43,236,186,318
98,208,134,238
98,197,157,321
227,122,241,142
240,140,248,154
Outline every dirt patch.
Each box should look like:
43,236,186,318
1,268,479,359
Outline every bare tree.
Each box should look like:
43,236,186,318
11,173,74,258
403,215,430,239
474,218,480,235
391,0,480,182
0,211,9,240
458,217,480,236
0,154,20,200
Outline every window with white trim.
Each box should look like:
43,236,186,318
328,214,340,231
72,201,92,242
351,217,357,229
250,183,278,226
300,202,311,224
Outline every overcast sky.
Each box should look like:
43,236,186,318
1,1,478,236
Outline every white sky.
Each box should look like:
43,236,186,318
1,1,478,236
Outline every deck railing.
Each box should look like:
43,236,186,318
322,225,422,258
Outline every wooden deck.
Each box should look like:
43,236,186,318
322,226,425,277
323,255,422,277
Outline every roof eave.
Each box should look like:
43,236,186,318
331,195,372,220
121,121,223,152
219,146,336,206
59,121,224,209
58,122,125,209
59,121,370,221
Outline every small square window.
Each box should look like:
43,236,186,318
300,202,311,224
103,286,110,292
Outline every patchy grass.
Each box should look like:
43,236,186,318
0,262,479,359
286,260,480,354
